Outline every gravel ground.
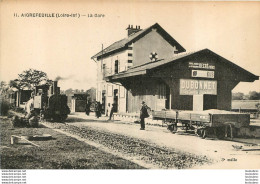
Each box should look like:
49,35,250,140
43,121,212,169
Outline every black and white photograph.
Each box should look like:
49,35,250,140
0,1,260,184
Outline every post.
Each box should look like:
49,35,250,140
169,88,172,109
101,44,103,73
71,98,76,113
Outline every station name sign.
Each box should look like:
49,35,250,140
180,79,217,95
189,62,215,70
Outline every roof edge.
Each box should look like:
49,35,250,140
204,49,259,81
91,23,186,60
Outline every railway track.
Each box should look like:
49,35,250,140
43,121,212,169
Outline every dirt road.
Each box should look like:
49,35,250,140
43,113,260,169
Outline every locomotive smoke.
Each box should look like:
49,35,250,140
55,75,74,81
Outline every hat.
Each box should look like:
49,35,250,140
141,101,145,104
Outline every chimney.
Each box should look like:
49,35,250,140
126,25,142,36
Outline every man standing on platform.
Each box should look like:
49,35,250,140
140,101,150,130
109,103,115,121
85,100,91,116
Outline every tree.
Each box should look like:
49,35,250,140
9,79,21,89
86,87,96,102
232,92,245,100
11,69,52,90
0,81,8,95
64,88,74,96
0,81,7,91
0,81,6,89
248,91,260,100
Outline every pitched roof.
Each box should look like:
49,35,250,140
107,49,259,82
91,23,186,59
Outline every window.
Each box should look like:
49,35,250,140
115,60,119,74
158,83,166,99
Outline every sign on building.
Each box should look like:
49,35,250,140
189,62,215,70
192,70,215,78
180,79,217,95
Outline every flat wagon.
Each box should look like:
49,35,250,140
152,109,250,139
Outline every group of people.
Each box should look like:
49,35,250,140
85,101,115,120
85,101,102,118
85,100,150,130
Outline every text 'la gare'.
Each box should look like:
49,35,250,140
88,13,105,18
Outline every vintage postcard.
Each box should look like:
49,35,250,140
1,0,260,184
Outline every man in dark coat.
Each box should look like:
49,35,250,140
109,103,115,120
85,101,91,116
140,101,150,130
95,101,100,118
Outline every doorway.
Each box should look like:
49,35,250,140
165,85,170,109
193,94,217,111
113,89,118,112
102,90,106,114
203,95,217,110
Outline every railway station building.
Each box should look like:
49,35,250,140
91,23,258,115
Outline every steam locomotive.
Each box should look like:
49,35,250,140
33,81,70,122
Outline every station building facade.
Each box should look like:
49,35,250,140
92,23,258,114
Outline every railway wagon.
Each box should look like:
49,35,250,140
152,109,250,139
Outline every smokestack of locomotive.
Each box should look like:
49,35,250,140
49,81,60,96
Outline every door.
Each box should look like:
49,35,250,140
113,89,118,112
165,85,170,109
102,90,106,114
203,95,217,110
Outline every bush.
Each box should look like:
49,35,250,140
0,100,11,116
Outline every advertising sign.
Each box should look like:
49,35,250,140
189,62,215,70
192,70,215,78
180,79,217,95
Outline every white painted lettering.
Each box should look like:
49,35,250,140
212,82,216,89
190,81,194,89
199,81,203,89
204,81,208,89
185,81,189,89
181,81,185,88
208,82,212,89
194,81,198,89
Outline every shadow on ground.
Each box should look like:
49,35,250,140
65,116,114,124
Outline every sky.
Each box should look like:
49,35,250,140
1,0,260,94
